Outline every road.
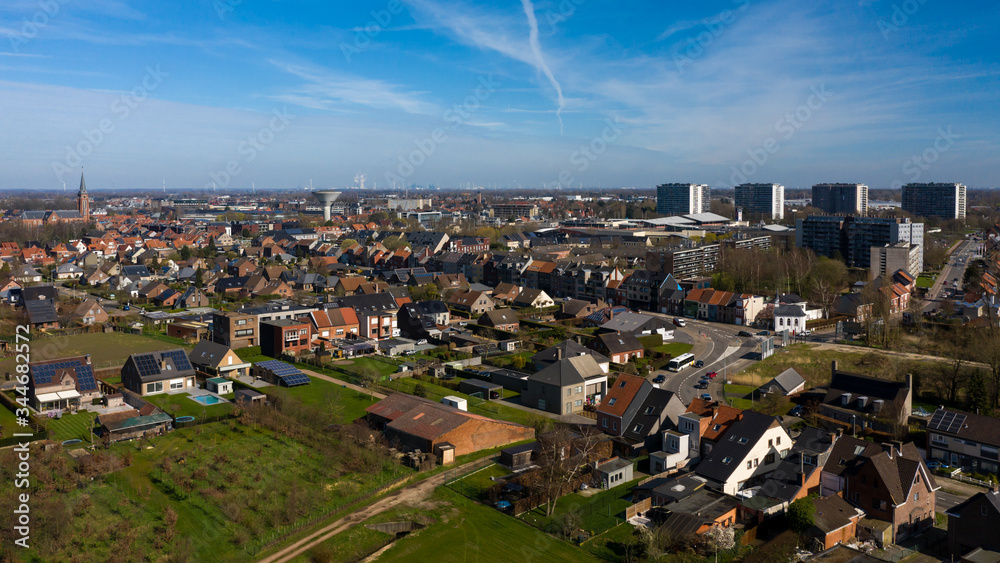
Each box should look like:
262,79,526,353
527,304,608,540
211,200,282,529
936,489,968,513
923,238,978,313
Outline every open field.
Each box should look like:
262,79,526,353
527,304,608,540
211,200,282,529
376,487,599,562
733,344,900,388
447,463,512,500
389,376,550,428
262,375,380,425
0,332,194,374
0,403,18,436
0,418,411,562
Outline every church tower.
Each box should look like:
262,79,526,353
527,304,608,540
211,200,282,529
77,171,90,221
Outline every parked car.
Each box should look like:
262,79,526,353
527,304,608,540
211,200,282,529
788,405,804,417
737,330,752,337
416,339,428,345
926,460,950,471
700,393,713,401
706,371,718,379
801,329,812,336
694,360,705,368
653,374,666,384
695,382,708,389
673,318,686,327
756,330,770,336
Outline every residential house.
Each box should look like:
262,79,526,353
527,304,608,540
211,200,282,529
807,495,866,551
820,361,913,435
25,299,59,330
522,355,609,416
694,410,792,496
121,349,197,396
177,286,210,308
397,301,450,341
366,394,535,460
596,374,646,437
332,293,400,339
513,287,554,309
559,298,606,319
0,279,22,304
946,491,1000,557
151,289,180,308
448,290,495,315
73,299,108,325
138,281,170,300
478,308,520,332
309,307,360,342
925,408,1000,476
188,340,251,378
821,437,938,544
260,318,312,357
55,263,83,280
532,340,610,373
759,368,806,397
212,310,258,349
590,331,644,365
491,282,521,304
597,311,673,337
27,355,100,411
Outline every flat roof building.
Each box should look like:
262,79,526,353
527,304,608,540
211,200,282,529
735,183,784,220
656,184,711,216
901,182,966,220
812,183,868,216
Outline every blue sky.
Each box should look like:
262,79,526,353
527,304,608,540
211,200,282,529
1,0,998,191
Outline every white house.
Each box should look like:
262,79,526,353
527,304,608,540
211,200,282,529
773,293,823,334
694,411,792,496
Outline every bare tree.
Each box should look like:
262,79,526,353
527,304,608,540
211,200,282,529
535,426,608,516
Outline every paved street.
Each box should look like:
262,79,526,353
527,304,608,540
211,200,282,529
923,238,978,313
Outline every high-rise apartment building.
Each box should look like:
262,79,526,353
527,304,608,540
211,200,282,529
812,183,868,216
870,242,921,280
901,183,966,220
656,183,711,215
796,216,923,271
735,183,784,220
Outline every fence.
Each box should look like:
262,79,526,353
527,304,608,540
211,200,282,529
625,497,651,520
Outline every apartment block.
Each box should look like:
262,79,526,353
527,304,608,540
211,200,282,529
212,311,258,349
796,216,923,271
735,183,784,220
656,183,711,215
901,182,966,220
812,183,868,216
490,202,540,219
645,245,721,279
870,242,921,279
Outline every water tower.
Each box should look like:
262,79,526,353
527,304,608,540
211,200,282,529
313,190,342,221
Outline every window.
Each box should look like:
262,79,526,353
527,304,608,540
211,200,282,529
574,400,582,407
608,398,617,406
146,382,163,393
913,492,918,501
776,436,781,445
931,434,948,445
619,380,627,388
602,418,608,428
713,424,721,431
170,381,184,390
644,406,655,415
754,458,759,467
613,422,617,431
722,456,733,464
747,461,753,470
764,453,775,464
575,386,583,394
984,506,990,516
538,399,546,410
633,424,643,433
768,439,773,447
738,437,748,444
566,388,572,397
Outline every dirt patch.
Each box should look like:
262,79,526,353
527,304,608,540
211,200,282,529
333,360,355,366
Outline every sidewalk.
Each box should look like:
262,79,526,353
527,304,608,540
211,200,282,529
298,368,386,400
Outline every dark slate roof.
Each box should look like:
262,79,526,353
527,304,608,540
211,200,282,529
822,435,884,477
927,408,1000,447
21,285,59,303
529,355,604,387
696,411,779,483
774,304,807,318
188,340,234,368
812,495,860,533
414,300,449,316
122,265,151,277
533,340,609,365
480,308,519,326
824,371,909,404
598,312,668,334
125,349,195,383
334,292,399,314
622,388,679,444
596,331,643,355
26,300,58,324
761,368,806,395
947,490,1000,517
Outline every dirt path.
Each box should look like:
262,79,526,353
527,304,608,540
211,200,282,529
297,368,386,400
258,458,490,563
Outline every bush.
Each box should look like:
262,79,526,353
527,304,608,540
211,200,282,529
414,383,428,398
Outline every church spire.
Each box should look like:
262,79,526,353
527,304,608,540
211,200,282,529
79,169,87,194
77,169,90,220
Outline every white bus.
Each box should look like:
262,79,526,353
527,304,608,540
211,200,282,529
667,353,695,372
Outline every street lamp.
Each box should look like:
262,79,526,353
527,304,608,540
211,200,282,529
851,415,856,437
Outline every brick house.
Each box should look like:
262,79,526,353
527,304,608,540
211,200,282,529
810,495,865,550
332,293,399,340
945,490,1000,557
309,307,360,342
596,374,646,436
590,331,644,364
73,298,108,325
925,407,1000,476
821,436,938,544
478,308,520,332
121,350,197,396
448,290,495,315
212,311,258,349
260,318,312,357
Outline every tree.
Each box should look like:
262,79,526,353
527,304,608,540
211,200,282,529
787,496,816,535
340,239,359,250
194,267,203,288
356,364,379,400
704,525,736,562
968,369,992,414
512,355,526,370
179,245,192,260
535,426,607,516
809,257,848,319
241,228,251,238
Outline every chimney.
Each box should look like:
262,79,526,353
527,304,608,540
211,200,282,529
904,373,912,389
831,359,839,376
556,347,562,360
712,406,719,420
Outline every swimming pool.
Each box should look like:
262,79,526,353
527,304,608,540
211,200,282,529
191,395,224,405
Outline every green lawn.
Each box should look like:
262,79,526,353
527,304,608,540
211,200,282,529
378,487,599,562
520,478,642,536
142,392,235,419
0,332,195,373
916,275,936,289
265,375,380,425
339,357,399,378
653,342,694,357
0,402,19,436
447,463,511,500
581,522,637,561
45,411,97,442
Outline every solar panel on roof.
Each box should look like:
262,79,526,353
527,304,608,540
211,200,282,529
928,410,945,430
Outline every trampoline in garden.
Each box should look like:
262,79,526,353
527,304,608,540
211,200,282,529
175,416,195,423
495,501,512,511
61,439,82,446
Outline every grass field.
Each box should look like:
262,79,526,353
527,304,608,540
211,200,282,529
264,375,379,425
916,275,936,289
581,522,636,561
0,402,20,435
0,332,195,374
732,344,872,388
520,478,642,536
724,384,756,410
143,392,235,419
377,487,599,562
447,463,512,501
45,411,97,442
